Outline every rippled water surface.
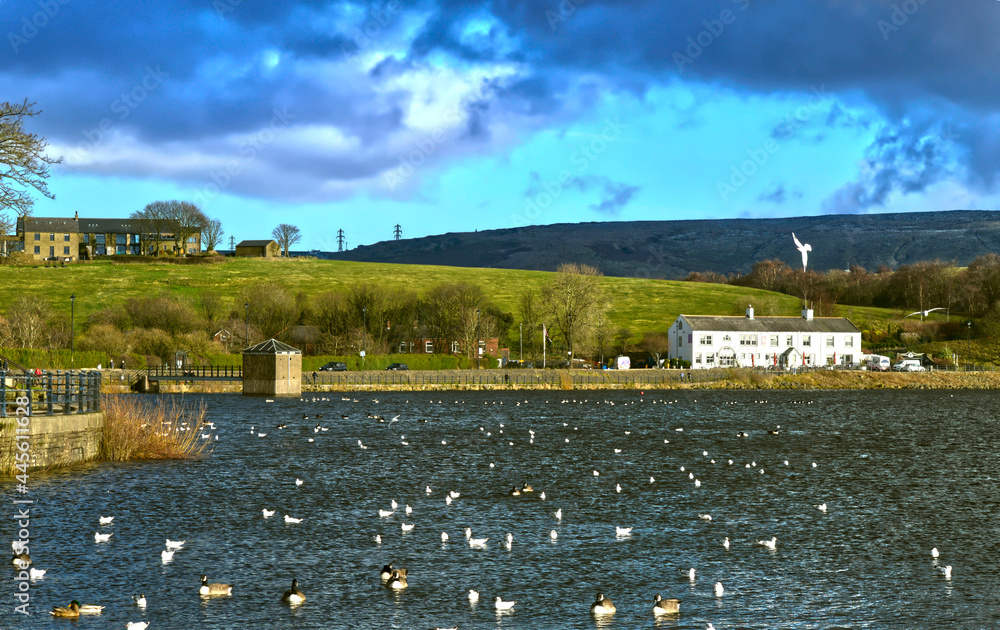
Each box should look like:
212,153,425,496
5,389,1000,629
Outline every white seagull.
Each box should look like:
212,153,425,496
816,503,828,513
126,623,150,630
98,516,114,525
284,515,303,524
757,536,778,550
615,526,633,537
468,589,480,602
94,532,113,543
714,581,724,597
792,232,812,271
165,539,185,550
161,549,175,563
494,596,516,611
262,508,275,518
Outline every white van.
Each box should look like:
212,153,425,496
892,359,923,372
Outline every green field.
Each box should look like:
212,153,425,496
1,257,822,334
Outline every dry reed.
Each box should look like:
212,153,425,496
100,395,214,461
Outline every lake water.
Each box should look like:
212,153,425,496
6,390,1000,629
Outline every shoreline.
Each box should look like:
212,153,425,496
93,369,1000,393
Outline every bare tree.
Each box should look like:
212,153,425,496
0,100,62,233
202,218,224,252
640,332,671,368
169,201,208,255
540,263,606,362
131,201,174,256
6,295,49,349
272,223,302,257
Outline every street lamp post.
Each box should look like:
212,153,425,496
245,301,249,346
362,307,367,367
70,294,75,361
519,323,523,362
476,308,481,369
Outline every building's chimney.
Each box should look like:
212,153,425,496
746,305,754,319
74,211,78,220
802,308,814,321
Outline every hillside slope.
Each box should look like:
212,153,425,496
329,210,1000,278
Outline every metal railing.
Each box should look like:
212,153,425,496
146,365,242,380
1,370,102,417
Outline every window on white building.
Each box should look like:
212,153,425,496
826,336,835,347
845,336,854,347
740,334,757,346
695,353,702,365
770,335,779,346
705,354,715,365
786,335,793,346
699,335,713,345
723,335,731,342
803,335,811,347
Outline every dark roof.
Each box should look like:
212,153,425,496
243,339,301,354
236,240,278,247
78,218,147,233
19,217,79,233
679,315,861,334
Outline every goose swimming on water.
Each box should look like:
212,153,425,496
652,594,680,615
199,575,233,596
590,593,616,615
281,578,306,604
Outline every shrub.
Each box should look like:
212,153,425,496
100,395,213,461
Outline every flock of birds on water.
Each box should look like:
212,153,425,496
13,392,961,629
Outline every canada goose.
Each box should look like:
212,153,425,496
380,563,394,582
652,594,680,615
11,552,31,567
521,483,533,493
386,569,408,589
199,575,233,596
590,593,616,615
50,600,81,618
509,486,521,497
281,578,306,603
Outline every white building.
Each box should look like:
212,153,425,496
669,306,862,369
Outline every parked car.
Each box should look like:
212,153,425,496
319,361,347,371
385,363,409,371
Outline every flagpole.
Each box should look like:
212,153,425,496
543,323,546,369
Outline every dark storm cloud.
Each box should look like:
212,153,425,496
3,0,999,203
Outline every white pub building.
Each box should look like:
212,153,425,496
669,306,862,369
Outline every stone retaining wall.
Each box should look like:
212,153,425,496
1,412,104,472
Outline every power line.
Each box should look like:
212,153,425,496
393,224,402,240
336,229,345,252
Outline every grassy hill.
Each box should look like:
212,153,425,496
2,257,826,335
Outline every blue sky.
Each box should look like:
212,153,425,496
4,0,999,250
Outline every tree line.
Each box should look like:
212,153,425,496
0,264,630,367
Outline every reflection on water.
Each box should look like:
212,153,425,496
6,390,1000,629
